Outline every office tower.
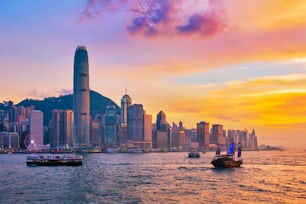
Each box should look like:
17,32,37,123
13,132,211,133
91,120,102,145
103,105,119,145
0,132,19,149
197,121,210,147
179,130,186,148
16,106,26,122
211,124,224,145
247,129,257,150
144,114,152,142
154,111,170,149
29,110,43,145
51,110,74,147
121,92,132,124
65,110,74,147
73,46,90,147
238,130,248,148
156,130,168,149
119,124,128,144
156,111,168,131
51,110,64,147
127,104,144,141
179,121,183,131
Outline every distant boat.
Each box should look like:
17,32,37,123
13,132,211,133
26,154,83,166
105,147,120,153
211,155,242,168
188,152,200,158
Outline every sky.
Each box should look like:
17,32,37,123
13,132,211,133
1,0,306,148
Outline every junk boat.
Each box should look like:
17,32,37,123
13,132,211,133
188,152,200,158
211,141,242,168
26,154,83,166
211,154,242,168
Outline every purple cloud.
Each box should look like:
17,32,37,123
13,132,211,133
176,0,227,36
80,0,230,37
127,0,171,36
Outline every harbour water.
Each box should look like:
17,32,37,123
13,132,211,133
0,151,305,203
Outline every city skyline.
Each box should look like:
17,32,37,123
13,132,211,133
1,0,306,148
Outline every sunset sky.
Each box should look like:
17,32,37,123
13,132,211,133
1,0,306,148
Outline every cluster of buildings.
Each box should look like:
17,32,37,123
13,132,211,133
0,46,258,152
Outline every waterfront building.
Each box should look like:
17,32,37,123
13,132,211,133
156,130,168,149
102,105,120,145
179,130,186,148
29,110,43,145
144,114,152,142
197,121,210,148
127,104,144,141
51,110,74,147
153,111,170,149
0,132,19,149
238,130,248,148
247,129,258,150
91,120,102,146
156,111,167,131
211,124,225,145
253,129,258,149
171,122,179,148
171,122,186,149
119,123,128,144
179,121,183,131
18,119,29,149
73,46,90,147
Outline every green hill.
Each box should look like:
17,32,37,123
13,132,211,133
17,90,120,125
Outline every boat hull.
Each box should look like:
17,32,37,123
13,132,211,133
211,156,242,168
26,160,82,166
26,154,83,166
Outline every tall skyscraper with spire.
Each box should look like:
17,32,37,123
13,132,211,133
121,90,132,125
73,46,90,147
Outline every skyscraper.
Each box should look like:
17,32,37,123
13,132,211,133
121,92,132,124
211,124,225,145
144,113,152,142
29,110,43,145
156,111,167,131
51,109,74,147
197,121,209,148
73,46,90,147
103,105,119,145
127,104,144,141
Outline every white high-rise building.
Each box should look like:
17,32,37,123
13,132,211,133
29,110,43,145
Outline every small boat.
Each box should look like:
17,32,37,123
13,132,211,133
188,152,200,158
26,154,83,166
211,154,242,168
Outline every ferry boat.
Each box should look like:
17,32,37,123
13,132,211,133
211,155,242,168
26,154,83,166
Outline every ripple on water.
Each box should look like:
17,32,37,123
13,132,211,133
0,152,306,204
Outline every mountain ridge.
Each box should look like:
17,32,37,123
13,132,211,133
17,90,120,125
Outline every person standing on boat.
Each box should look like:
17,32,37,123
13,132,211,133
216,143,221,155
237,142,242,158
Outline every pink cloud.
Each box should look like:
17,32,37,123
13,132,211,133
80,0,230,37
